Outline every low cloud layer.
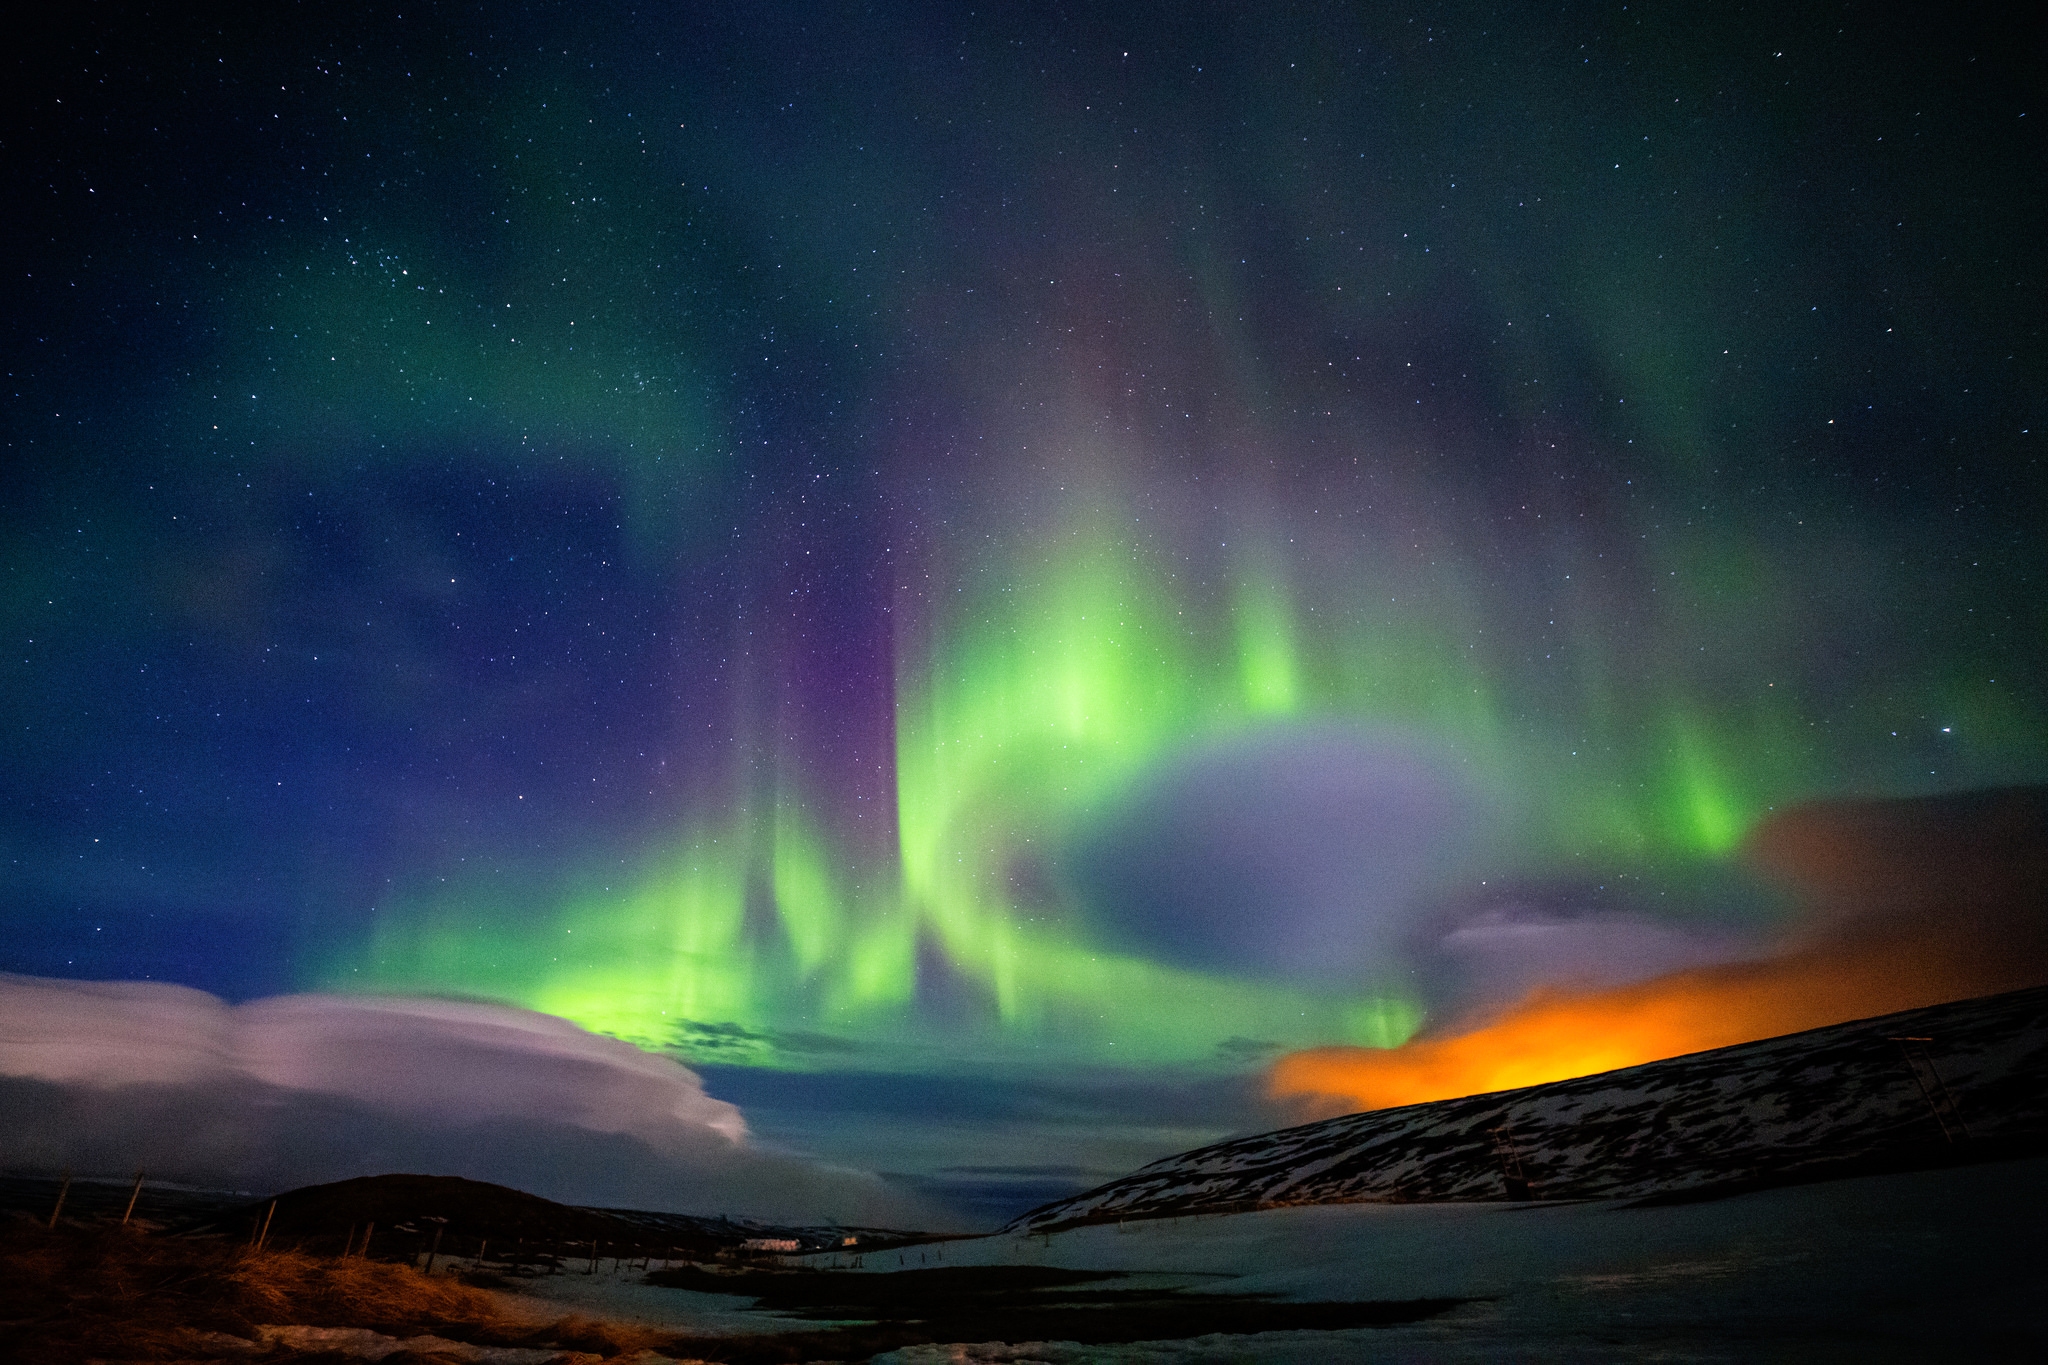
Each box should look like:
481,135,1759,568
0,979,939,1227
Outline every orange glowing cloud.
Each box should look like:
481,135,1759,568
1271,787,2048,1116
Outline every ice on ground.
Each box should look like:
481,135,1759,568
493,1273,794,1336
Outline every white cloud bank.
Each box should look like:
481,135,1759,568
0,974,939,1227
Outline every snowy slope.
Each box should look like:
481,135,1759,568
1006,985,2048,1232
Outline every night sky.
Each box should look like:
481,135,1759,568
5,1,2043,1221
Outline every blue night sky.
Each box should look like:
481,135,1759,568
4,1,2042,1224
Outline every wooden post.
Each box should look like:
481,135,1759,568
473,1238,488,1272
424,1224,445,1275
343,1223,357,1259
257,1200,277,1251
48,1171,72,1229
360,1222,375,1259
1889,1036,1971,1143
121,1170,146,1225
588,1240,599,1274
1489,1125,1534,1201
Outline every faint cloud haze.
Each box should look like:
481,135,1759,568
1069,725,1474,980
1271,788,2048,1114
1413,884,1776,1022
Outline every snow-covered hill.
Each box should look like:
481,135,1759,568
1006,985,2048,1233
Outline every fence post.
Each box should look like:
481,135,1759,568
47,1171,72,1229
1889,1036,1970,1144
121,1170,146,1225
1489,1124,1534,1201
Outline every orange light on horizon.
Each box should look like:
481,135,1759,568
1269,930,2041,1116
1273,786,2048,1116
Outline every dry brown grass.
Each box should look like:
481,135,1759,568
0,1213,667,1363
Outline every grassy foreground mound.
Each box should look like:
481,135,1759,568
0,1215,661,1362
3,1211,1465,1362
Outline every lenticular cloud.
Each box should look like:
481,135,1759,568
0,976,927,1225
0,977,747,1141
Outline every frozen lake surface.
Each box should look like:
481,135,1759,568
711,1154,2048,1361
489,1155,2047,1359
493,1273,794,1337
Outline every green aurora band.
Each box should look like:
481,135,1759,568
332,480,2030,1073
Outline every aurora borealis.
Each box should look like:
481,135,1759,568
6,1,2044,1218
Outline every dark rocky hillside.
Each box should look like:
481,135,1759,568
1008,984,2048,1233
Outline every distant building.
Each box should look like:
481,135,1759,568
740,1237,800,1252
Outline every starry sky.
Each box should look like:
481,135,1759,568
5,0,2043,1221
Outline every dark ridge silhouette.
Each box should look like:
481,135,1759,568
173,1173,924,1266
227,1173,636,1248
